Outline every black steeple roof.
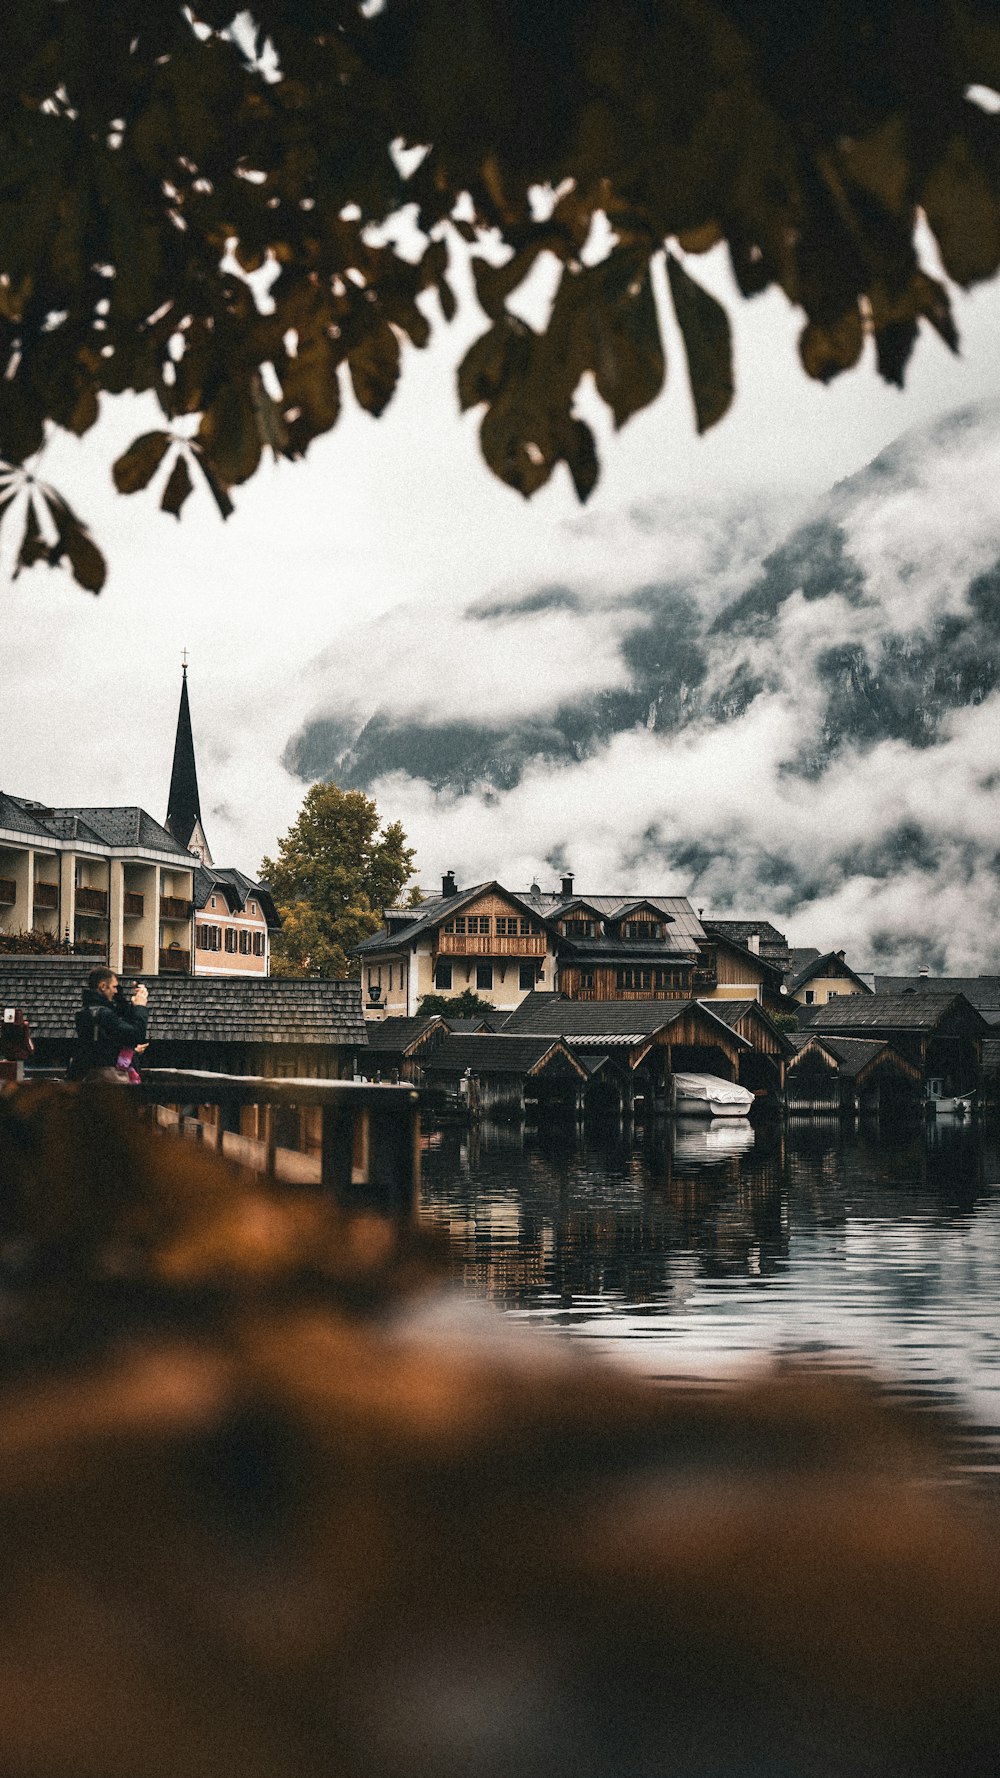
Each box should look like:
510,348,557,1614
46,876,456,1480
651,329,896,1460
165,661,204,853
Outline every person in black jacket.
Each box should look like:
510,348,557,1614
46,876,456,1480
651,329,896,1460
68,968,149,1083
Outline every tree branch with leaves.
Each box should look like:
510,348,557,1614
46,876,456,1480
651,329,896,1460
2,1,999,589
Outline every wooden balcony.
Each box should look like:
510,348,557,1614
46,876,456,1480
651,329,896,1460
123,944,144,971
0,878,16,907
123,892,144,918
73,937,107,959
160,896,192,921
159,948,190,973
75,886,108,915
32,881,58,910
437,932,547,958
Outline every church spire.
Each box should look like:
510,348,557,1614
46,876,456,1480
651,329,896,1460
166,656,212,865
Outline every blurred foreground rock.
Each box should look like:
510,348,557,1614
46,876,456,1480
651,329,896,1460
0,1083,998,1778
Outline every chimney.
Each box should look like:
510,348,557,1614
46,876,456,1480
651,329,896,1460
747,931,760,956
561,871,574,898
918,963,930,977
441,870,457,898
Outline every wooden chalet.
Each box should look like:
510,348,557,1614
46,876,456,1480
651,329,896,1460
546,892,701,1001
786,1034,923,1116
694,928,788,1013
422,1033,588,1117
798,992,989,1096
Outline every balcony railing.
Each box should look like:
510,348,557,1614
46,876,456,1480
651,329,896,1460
0,878,16,907
160,896,192,921
32,881,59,910
75,886,108,915
123,944,144,971
73,937,108,959
437,932,547,957
159,947,190,973
123,892,144,918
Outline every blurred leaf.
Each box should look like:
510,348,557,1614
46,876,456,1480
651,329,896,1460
40,487,106,592
197,384,262,487
666,251,733,433
922,136,1000,286
799,307,863,382
458,315,530,411
191,444,235,519
472,241,549,320
13,498,48,577
112,430,172,494
160,452,193,518
560,416,598,501
589,255,665,429
347,323,400,416
676,221,722,254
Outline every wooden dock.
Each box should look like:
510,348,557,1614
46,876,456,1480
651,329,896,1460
138,1069,420,1215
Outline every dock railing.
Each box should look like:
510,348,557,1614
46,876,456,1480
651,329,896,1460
138,1069,420,1216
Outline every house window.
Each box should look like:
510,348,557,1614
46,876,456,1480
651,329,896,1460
238,929,251,955
252,931,265,956
579,968,595,991
518,963,535,991
435,961,453,990
804,990,815,1003
519,918,536,935
210,897,216,910
617,967,652,991
248,901,257,914
496,916,520,935
471,915,490,934
224,929,237,953
476,963,493,991
196,924,222,952
389,965,393,991
564,919,594,938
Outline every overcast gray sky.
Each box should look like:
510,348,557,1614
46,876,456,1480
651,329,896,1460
4,225,1000,964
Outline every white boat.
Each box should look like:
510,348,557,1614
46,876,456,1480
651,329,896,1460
671,1071,755,1119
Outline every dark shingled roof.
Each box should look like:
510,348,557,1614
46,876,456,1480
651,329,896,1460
696,997,797,1054
362,1016,444,1055
790,1034,897,1077
702,920,790,966
0,793,61,840
798,993,989,1035
356,885,705,959
423,1034,587,1078
787,950,872,994
0,794,192,859
194,865,280,928
0,960,366,1046
503,991,750,1046
874,977,1000,1025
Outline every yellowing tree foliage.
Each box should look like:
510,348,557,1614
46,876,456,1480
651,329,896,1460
2,2,1000,587
260,781,418,978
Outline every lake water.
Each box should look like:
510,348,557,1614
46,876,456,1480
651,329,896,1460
418,1115,1000,1483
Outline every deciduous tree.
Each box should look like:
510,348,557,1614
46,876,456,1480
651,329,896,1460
260,781,417,977
2,2,1000,588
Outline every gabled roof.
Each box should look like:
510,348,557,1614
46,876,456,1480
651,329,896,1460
788,1033,922,1080
354,881,502,954
423,1034,588,1079
519,891,705,943
786,947,821,980
194,866,280,928
610,898,675,922
874,977,1000,1025
787,950,872,994
0,960,366,1046
700,929,787,985
361,1015,446,1055
702,919,790,964
798,992,990,1035
502,990,751,1047
696,997,797,1054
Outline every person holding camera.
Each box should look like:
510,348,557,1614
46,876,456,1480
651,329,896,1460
68,967,149,1084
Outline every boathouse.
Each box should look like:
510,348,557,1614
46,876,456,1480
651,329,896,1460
502,993,751,1111
355,1014,448,1083
696,998,796,1101
786,1033,923,1115
797,992,988,1096
421,1033,588,1117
